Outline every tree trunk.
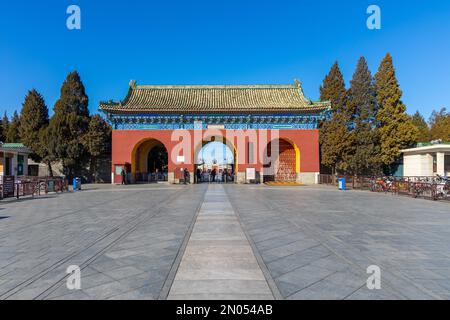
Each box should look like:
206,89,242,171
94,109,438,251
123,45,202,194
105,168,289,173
332,166,337,184
90,157,97,183
47,161,54,177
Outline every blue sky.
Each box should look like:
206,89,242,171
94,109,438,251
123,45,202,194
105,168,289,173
1,0,450,119
197,142,234,166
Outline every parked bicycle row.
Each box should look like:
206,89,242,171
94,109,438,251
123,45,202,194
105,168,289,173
319,174,450,201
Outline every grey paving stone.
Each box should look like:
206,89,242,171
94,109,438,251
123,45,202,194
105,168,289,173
275,264,336,297
261,238,320,263
0,184,206,299
50,290,92,300
168,293,274,300
2,183,450,299
83,281,132,299
168,185,273,299
287,268,365,300
103,266,146,281
266,245,331,278
225,184,450,300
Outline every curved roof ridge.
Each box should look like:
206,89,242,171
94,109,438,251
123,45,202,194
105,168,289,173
100,80,331,114
135,84,299,90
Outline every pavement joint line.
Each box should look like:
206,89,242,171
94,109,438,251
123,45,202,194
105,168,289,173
224,185,283,300
3,184,450,300
271,254,334,280
158,185,208,300
253,228,308,245
227,186,416,300
342,283,368,300
0,228,117,300
286,270,341,299
0,188,154,239
167,184,275,299
262,244,325,265
334,199,450,244
257,236,315,252
0,187,188,300
282,214,444,300
35,187,194,300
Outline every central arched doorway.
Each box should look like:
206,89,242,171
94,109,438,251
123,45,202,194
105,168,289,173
263,138,299,182
195,139,235,183
133,139,168,183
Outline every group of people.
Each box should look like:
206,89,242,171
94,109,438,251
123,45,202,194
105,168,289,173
121,167,233,185
196,168,232,183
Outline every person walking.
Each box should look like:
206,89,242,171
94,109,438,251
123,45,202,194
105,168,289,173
184,168,190,185
211,169,216,183
223,169,228,184
121,168,127,185
196,168,201,183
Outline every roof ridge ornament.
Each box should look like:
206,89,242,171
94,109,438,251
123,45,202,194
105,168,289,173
294,79,306,100
129,80,137,89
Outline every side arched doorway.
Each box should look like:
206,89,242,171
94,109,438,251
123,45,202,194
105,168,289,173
263,138,300,182
147,144,168,175
132,139,168,183
195,139,236,183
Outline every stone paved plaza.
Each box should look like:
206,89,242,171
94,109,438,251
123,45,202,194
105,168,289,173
0,183,450,300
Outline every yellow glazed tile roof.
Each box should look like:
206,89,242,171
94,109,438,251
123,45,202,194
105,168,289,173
100,80,330,114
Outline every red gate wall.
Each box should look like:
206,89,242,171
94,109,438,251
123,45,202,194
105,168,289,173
111,129,319,184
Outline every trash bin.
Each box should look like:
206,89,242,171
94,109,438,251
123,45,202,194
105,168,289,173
48,180,55,193
73,178,81,191
338,178,346,191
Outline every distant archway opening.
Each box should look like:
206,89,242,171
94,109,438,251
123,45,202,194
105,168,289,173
263,138,299,182
195,140,235,183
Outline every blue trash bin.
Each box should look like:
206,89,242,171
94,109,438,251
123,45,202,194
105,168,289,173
338,178,346,191
72,178,81,191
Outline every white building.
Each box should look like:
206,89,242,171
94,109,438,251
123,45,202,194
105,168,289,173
0,143,32,177
402,143,450,177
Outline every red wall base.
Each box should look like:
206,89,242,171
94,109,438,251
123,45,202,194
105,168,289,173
111,129,319,184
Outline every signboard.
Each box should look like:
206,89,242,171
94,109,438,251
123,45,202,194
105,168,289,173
207,124,225,130
177,156,185,163
48,180,55,193
2,176,15,198
246,168,256,181
272,124,294,129
115,165,123,175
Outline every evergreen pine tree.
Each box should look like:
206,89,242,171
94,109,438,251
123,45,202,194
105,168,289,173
347,57,380,175
319,62,353,174
0,113,5,142
429,108,450,141
320,62,348,115
38,127,56,176
374,54,418,167
1,112,10,142
19,89,49,162
411,111,430,143
83,115,111,182
47,71,90,179
6,111,21,143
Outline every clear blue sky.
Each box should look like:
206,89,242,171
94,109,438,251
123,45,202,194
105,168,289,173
1,0,450,119
198,142,234,166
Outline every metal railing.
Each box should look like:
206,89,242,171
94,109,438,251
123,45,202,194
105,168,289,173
319,174,450,202
134,172,168,183
195,172,235,184
1,176,69,200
